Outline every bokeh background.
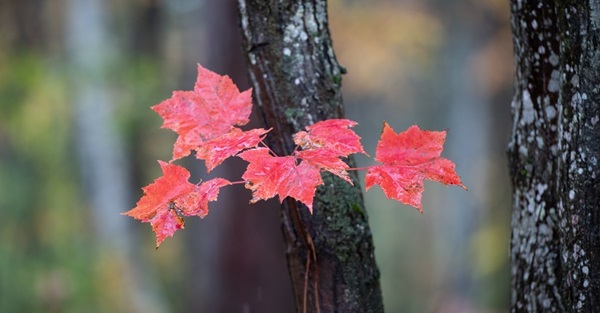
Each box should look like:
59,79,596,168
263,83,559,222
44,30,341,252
0,0,513,312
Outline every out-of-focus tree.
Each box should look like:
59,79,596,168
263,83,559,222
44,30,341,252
66,0,168,312
160,1,294,312
508,1,600,311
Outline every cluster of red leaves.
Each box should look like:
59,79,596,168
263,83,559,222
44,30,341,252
239,118,365,212
124,64,465,247
124,161,230,247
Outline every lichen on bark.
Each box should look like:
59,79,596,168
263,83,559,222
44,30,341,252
509,1,600,312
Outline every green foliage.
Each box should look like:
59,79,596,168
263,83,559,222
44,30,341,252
0,53,94,313
0,53,172,313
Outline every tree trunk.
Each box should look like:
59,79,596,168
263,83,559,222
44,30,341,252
236,1,383,312
508,1,600,312
66,0,168,312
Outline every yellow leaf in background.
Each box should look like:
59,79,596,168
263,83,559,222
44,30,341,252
469,224,510,277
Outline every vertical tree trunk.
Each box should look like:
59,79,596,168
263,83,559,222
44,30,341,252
236,1,383,312
66,0,168,312
508,1,600,312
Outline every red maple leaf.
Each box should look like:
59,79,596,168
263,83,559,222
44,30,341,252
293,119,366,157
238,148,323,213
365,123,465,212
295,149,352,184
292,119,366,185
152,64,253,160
175,177,231,218
195,128,270,172
148,209,185,248
123,161,230,247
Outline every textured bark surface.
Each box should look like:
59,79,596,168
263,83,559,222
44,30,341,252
508,1,600,312
236,1,383,312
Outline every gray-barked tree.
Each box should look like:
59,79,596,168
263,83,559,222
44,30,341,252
508,1,600,312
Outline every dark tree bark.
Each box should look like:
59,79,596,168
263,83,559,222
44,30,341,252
236,1,383,312
508,1,600,312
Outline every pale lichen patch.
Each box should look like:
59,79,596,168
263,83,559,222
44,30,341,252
545,105,557,119
549,52,559,66
548,70,560,92
521,90,535,124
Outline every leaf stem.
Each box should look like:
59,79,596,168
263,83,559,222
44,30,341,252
259,139,279,157
347,166,374,171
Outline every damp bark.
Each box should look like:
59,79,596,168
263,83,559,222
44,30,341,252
508,1,600,312
236,1,383,312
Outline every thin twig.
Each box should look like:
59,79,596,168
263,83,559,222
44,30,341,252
303,254,310,313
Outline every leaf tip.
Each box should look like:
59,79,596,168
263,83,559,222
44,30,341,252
120,211,131,216
155,237,164,249
381,121,391,131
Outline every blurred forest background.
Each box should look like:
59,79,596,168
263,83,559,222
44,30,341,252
0,0,513,312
